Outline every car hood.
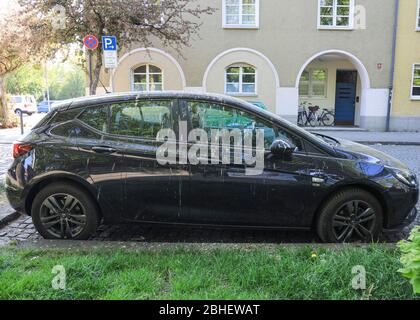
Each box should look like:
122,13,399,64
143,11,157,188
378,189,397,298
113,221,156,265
334,138,409,170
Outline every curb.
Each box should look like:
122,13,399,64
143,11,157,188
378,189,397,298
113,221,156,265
12,239,397,250
355,141,420,146
0,211,20,229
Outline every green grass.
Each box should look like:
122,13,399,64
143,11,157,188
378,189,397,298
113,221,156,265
0,245,416,300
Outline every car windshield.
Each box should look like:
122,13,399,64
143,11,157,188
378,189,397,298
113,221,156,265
12,96,23,103
253,104,334,149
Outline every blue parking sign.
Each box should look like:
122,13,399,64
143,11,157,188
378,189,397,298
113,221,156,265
102,36,117,51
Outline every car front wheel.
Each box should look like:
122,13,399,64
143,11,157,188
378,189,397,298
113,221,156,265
316,188,383,243
31,182,99,240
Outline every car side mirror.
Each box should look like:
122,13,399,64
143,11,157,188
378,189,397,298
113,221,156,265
270,140,296,159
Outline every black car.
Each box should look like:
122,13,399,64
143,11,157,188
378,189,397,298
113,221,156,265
5,92,419,242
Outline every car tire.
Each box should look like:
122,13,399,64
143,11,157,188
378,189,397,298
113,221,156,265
316,188,383,243
31,182,99,240
15,109,22,116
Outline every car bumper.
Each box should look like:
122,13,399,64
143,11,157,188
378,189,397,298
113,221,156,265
383,206,418,233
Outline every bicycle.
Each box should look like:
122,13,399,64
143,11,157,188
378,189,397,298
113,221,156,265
297,101,313,126
307,105,335,127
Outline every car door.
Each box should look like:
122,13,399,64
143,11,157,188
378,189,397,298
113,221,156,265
75,105,125,218
106,98,188,223
179,99,316,227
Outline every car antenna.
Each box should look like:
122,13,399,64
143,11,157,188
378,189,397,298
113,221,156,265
98,78,110,94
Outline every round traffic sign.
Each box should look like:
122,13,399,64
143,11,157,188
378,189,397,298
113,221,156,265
83,35,99,50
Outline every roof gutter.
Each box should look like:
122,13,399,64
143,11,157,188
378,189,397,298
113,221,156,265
386,0,399,132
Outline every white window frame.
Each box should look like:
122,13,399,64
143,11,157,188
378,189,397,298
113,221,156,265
222,0,260,29
410,63,420,100
299,68,328,98
317,0,355,30
225,65,258,96
131,64,164,92
416,0,420,31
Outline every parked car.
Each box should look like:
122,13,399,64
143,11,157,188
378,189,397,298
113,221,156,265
248,101,267,110
5,92,419,242
9,95,37,116
37,100,58,113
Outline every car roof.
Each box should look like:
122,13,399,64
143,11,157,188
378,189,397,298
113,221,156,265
51,91,338,156
54,91,280,119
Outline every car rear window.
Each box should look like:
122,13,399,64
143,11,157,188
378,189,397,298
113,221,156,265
52,108,83,124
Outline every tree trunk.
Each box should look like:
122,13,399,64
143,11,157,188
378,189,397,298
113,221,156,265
89,49,103,95
0,75,9,126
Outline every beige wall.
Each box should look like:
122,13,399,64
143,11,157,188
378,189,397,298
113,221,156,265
392,0,420,117
101,0,396,129
171,0,395,89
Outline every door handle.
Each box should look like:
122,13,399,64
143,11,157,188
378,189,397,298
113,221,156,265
91,146,117,154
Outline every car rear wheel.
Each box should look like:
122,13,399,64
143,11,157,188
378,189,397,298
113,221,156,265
316,188,383,243
31,182,99,240
15,109,22,116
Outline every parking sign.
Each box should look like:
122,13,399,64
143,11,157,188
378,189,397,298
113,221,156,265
102,36,118,69
102,36,117,51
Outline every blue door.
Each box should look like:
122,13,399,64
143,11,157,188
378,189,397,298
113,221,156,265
335,70,357,126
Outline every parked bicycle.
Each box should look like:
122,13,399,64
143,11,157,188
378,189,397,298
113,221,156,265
298,102,335,127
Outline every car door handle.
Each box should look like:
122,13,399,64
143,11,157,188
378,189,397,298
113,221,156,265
91,146,117,154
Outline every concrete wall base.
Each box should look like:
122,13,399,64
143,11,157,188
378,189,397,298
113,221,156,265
359,116,387,131
390,117,420,132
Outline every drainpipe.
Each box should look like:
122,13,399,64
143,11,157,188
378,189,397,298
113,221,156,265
386,0,399,132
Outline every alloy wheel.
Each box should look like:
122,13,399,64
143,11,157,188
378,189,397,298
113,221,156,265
332,200,376,242
39,193,87,239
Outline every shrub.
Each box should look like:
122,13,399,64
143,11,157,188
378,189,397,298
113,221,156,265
398,227,420,294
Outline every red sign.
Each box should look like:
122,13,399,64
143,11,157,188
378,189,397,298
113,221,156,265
83,35,99,50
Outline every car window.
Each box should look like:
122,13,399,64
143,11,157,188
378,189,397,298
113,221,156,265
187,101,302,150
78,106,109,132
52,108,84,124
11,96,22,103
50,122,101,140
109,100,172,138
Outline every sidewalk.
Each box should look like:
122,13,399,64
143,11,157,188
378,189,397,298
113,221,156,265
310,130,420,145
0,113,45,144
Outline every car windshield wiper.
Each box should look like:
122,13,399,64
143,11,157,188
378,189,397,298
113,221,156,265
311,133,341,146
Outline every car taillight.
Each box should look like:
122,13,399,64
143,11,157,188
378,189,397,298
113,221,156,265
12,143,32,158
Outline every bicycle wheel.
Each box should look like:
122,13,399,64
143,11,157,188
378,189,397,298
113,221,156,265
322,112,335,126
297,112,303,126
308,112,318,127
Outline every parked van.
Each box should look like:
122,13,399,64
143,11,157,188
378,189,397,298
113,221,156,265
10,95,37,116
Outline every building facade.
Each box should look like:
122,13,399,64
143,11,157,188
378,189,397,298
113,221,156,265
98,0,420,131
390,0,420,131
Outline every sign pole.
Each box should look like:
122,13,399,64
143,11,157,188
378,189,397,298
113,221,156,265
88,50,93,95
83,34,99,95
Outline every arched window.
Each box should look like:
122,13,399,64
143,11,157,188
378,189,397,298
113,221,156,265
225,64,256,95
132,64,163,92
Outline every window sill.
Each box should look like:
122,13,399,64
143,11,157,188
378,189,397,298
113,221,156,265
223,24,259,30
410,96,420,101
226,92,258,97
317,26,354,31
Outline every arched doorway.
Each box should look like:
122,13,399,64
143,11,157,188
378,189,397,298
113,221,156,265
296,50,371,127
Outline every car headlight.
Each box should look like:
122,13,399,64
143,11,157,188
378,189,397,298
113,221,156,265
387,167,417,187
